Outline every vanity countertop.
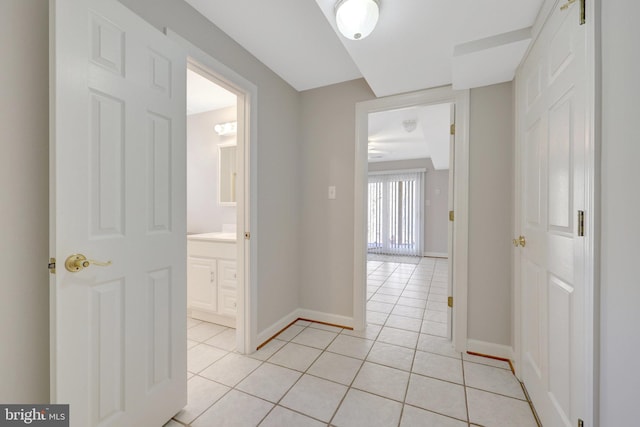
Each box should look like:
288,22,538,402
187,232,237,243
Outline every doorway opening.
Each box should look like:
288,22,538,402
365,102,453,340
185,65,242,351
353,86,469,352
168,26,260,354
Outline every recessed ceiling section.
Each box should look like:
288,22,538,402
187,69,237,115
314,0,456,97
452,27,532,90
368,103,451,170
314,0,544,97
185,0,545,97
184,0,362,91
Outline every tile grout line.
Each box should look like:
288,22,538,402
185,343,272,425
266,323,344,425
461,353,471,426
327,312,382,427
395,260,428,427
185,258,536,426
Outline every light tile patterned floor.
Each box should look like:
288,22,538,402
168,257,539,427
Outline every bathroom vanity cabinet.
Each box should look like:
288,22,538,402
187,232,237,328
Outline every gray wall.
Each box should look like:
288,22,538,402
298,80,515,345
0,0,50,402
467,82,514,347
599,1,640,424
299,79,376,317
187,107,236,234
119,0,302,336
368,158,449,255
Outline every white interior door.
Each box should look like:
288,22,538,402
516,3,587,426
50,0,187,425
447,104,455,340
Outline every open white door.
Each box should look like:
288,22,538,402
516,2,589,426
447,104,455,340
50,0,187,425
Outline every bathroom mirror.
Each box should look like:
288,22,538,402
218,143,237,206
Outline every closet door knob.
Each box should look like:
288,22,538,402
512,236,526,248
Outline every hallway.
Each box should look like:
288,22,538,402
172,258,539,426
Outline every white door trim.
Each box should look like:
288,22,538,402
513,0,597,423
353,86,470,353
166,29,259,353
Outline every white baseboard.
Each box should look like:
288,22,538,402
256,308,355,347
296,309,354,329
256,309,300,346
466,339,514,361
423,252,448,258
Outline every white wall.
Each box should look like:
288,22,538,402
467,82,514,347
0,0,50,402
119,0,302,335
299,79,376,318
599,1,640,424
368,158,449,255
187,107,236,234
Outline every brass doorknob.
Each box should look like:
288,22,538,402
65,254,112,272
512,236,526,247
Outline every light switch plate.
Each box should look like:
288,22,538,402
328,186,336,199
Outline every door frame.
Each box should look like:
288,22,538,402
512,0,598,423
353,86,470,353
166,29,259,353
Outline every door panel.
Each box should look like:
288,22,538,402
547,274,573,423
147,268,172,389
90,280,124,425
147,113,173,233
522,260,542,378
50,0,186,425
548,94,573,230
90,91,125,237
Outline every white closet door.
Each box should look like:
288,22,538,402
516,3,588,426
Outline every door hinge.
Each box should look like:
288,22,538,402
48,258,56,274
578,419,584,427
447,296,453,308
449,210,454,222
578,210,585,237
560,0,586,25
450,123,456,135
244,232,251,240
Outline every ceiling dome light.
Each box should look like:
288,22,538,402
335,0,380,41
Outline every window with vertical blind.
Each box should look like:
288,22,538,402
368,170,424,256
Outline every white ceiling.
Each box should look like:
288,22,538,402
368,103,451,169
184,0,362,91
186,69,237,115
183,0,543,164
184,0,544,97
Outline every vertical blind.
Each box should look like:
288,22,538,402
368,171,424,256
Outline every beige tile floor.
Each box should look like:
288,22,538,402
167,257,539,427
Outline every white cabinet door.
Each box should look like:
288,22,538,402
218,259,238,290
50,0,186,425
218,260,237,316
188,257,217,313
218,290,238,317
